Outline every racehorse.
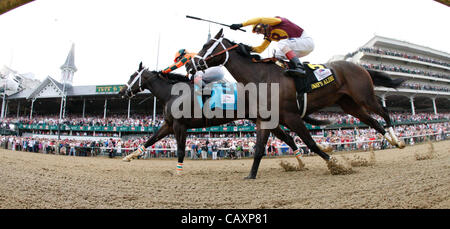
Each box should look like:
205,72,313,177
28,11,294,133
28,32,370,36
186,29,406,178
118,62,332,178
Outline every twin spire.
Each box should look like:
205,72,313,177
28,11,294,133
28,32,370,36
60,43,77,85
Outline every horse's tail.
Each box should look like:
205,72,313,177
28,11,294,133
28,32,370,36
367,69,406,88
303,115,332,126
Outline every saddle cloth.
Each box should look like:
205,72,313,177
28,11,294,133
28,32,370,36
301,63,335,94
194,83,238,111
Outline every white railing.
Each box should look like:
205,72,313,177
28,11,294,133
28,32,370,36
5,132,448,159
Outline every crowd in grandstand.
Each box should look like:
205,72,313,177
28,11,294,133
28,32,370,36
1,112,449,129
1,114,166,127
401,82,450,92
358,47,450,68
308,112,449,125
361,62,450,81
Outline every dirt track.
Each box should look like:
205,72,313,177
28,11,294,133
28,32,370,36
0,140,449,209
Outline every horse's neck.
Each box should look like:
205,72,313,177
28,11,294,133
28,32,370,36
144,74,171,104
226,53,273,84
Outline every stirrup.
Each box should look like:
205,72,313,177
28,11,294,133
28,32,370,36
284,69,305,77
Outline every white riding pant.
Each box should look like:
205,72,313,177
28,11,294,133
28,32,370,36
275,31,315,59
194,66,225,84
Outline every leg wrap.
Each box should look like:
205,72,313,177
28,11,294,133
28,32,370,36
131,145,146,158
176,163,184,172
135,145,146,155
294,149,302,158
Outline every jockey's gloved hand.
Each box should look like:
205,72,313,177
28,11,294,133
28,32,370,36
188,68,197,76
230,23,243,30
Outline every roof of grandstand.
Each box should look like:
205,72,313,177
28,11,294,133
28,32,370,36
7,76,150,100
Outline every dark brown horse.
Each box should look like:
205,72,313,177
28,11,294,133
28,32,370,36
187,29,406,178
118,62,332,178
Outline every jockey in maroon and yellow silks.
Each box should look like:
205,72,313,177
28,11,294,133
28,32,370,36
240,17,304,53
162,49,197,74
230,16,314,78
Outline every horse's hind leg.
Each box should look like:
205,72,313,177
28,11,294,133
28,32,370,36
337,95,404,149
372,100,406,149
359,95,405,149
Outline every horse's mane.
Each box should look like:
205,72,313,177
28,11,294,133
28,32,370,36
149,70,192,84
226,39,263,61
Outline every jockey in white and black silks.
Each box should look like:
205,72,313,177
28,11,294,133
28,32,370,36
230,16,314,78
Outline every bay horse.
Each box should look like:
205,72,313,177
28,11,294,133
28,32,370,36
186,29,406,178
118,62,331,178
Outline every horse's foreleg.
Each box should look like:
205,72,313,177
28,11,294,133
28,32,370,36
246,124,270,179
283,113,330,161
283,113,353,175
173,121,187,175
270,126,297,151
122,123,173,162
270,126,307,166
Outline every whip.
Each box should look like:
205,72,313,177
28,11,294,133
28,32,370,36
186,15,246,32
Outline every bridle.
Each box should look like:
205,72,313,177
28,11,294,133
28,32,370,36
191,35,239,73
125,68,145,97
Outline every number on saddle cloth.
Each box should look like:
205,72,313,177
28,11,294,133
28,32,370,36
305,64,335,91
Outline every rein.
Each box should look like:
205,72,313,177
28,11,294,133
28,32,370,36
191,36,239,72
204,44,239,61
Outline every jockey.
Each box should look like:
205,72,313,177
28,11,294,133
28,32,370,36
162,49,224,86
162,49,196,75
230,16,314,77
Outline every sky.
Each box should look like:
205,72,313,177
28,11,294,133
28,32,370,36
0,0,449,86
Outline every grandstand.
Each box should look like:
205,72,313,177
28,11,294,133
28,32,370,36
0,36,449,158
345,35,450,114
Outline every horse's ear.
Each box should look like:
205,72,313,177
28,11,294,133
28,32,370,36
215,28,223,39
139,62,143,71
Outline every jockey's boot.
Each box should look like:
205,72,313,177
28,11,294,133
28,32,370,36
284,57,306,78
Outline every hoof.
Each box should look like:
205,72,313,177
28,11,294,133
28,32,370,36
398,140,406,149
318,143,333,153
244,176,256,180
122,157,131,162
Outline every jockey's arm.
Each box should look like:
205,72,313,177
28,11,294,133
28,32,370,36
242,17,282,27
162,56,192,74
252,39,271,53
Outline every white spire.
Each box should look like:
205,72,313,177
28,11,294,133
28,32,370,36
60,43,77,85
207,24,211,42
